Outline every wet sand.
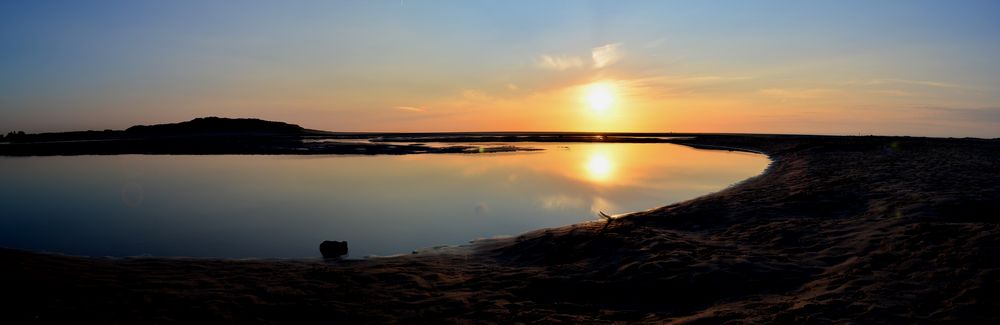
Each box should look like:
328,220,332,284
3,135,999,323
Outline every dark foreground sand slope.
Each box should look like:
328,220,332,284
3,135,999,323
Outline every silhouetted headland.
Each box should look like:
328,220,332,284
3,133,999,323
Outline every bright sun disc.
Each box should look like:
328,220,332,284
586,83,614,112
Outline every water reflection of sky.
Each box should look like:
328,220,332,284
0,143,768,258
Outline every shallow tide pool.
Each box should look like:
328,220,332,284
0,143,768,258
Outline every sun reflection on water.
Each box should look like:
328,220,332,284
585,153,614,182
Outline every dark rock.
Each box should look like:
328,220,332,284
320,241,348,258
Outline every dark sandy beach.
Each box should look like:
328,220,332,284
3,134,999,323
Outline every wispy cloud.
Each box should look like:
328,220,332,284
647,75,752,84
645,37,667,48
758,88,838,99
917,106,1000,122
869,89,913,97
620,74,753,97
506,83,519,91
535,43,623,71
592,43,623,68
394,106,426,113
849,78,960,89
461,89,493,101
536,55,585,70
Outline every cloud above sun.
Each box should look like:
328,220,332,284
536,55,585,70
536,43,624,71
591,43,622,68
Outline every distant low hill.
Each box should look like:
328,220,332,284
126,117,305,135
3,117,309,143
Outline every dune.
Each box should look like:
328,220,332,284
3,134,999,323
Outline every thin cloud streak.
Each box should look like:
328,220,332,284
758,88,839,99
394,106,426,113
619,74,753,98
917,106,1000,123
536,55,585,70
848,78,961,89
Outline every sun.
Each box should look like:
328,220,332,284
586,83,615,113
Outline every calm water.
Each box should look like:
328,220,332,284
0,143,768,258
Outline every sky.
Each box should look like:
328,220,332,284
2,1,999,137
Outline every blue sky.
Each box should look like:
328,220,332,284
2,1,999,137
